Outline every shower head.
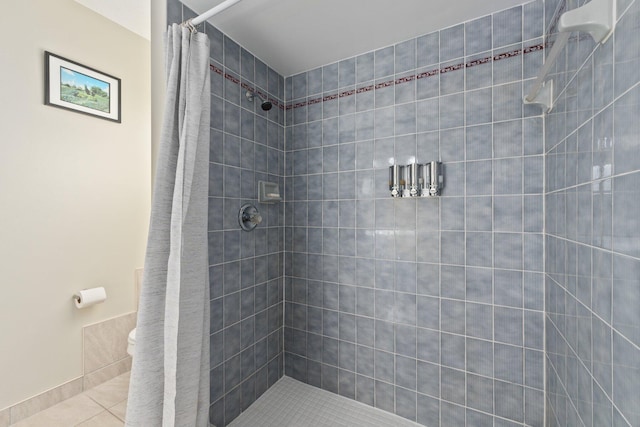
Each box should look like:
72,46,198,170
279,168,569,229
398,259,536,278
245,91,273,111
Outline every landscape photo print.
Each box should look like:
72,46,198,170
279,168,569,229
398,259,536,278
60,66,110,113
44,51,121,122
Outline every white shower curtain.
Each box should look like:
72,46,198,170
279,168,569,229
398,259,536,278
126,24,211,427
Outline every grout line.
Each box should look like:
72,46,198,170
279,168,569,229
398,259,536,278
544,303,634,427
544,76,640,158
544,251,640,355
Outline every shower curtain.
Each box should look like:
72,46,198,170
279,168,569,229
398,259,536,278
126,24,211,427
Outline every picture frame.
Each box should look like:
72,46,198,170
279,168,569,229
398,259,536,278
44,51,121,123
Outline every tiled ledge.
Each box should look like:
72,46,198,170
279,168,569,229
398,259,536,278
83,312,137,383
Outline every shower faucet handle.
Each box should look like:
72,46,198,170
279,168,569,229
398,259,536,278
248,213,262,225
238,204,262,231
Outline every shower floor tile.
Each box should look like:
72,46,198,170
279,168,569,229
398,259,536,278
228,376,422,427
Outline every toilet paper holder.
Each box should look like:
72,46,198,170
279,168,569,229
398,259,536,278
73,287,107,309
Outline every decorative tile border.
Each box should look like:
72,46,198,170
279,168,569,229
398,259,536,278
210,64,286,110
283,42,545,110
209,41,546,113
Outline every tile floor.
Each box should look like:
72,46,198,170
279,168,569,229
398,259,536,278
13,374,422,426
229,376,422,427
11,373,129,427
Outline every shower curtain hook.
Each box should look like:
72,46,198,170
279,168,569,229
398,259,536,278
182,19,197,33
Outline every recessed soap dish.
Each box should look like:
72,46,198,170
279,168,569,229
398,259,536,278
258,181,281,203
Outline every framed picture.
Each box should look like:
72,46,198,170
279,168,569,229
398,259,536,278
44,51,121,123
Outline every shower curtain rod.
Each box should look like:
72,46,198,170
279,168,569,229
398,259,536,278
523,31,570,105
187,0,242,26
523,0,615,112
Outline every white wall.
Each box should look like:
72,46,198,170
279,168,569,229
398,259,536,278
0,0,151,409
74,0,151,40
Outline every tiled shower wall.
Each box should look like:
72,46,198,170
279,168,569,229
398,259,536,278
168,0,640,426
544,0,640,425
283,2,546,426
168,2,286,426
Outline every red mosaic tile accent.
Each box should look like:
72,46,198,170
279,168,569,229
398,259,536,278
440,63,464,74
357,85,375,93
493,48,522,61
210,64,224,75
375,81,394,89
225,73,241,84
523,44,544,54
395,75,416,84
416,69,440,79
466,57,492,68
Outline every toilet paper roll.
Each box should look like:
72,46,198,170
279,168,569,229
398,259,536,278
74,287,107,309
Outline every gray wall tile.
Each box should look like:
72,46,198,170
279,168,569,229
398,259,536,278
465,15,492,56
278,3,549,427
545,1,640,425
